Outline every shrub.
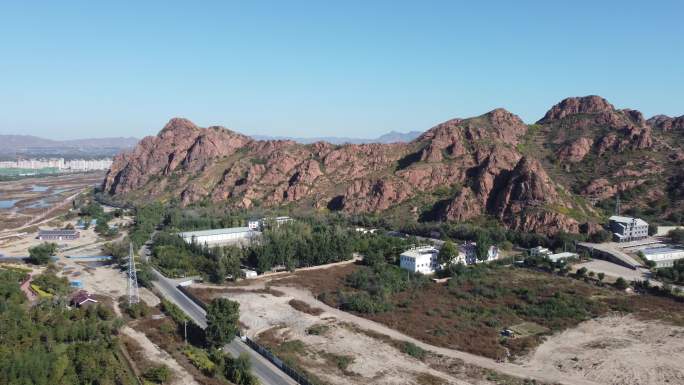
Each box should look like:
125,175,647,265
306,324,330,335
183,346,216,375
402,342,426,360
614,277,629,290
143,365,171,383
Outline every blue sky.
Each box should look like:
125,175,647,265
0,1,682,140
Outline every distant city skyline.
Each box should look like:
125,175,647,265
1,1,682,140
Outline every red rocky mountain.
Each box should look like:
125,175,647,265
103,96,684,235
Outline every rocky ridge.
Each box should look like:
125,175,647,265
103,96,684,235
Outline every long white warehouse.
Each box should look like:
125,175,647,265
641,247,684,268
178,227,259,246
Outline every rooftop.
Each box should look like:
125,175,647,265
547,252,578,262
401,246,438,259
609,215,648,226
642,247,684,255
179,227,254,238
39,229,79,235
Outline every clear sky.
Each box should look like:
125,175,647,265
0,1,682,140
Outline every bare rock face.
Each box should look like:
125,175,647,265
538,96,615,124
556,137,593,162
648,114,684,131
103,106,606,235
103,118,251,195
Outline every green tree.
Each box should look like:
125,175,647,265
475,232,490,262
224,353,258,385
576,267,588,277
206,298,240,347
668,228,684,243
28,242,57,265
614,277,629,290
438,241,458,266
597,272,605,282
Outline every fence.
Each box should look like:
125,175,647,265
242,336,316,385
176,284,316,385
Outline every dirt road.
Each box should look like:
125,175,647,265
267,284,602,385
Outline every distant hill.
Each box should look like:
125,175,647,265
248,130,422,144
0,135,138,157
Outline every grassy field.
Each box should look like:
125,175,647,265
272,263,684,360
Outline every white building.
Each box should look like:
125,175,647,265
641,247,684,268
0,158,112,171
458,242,500,265
609,215,649,242
247,219,261,231
247,216,293,231
399,246,440,274
547,252,578,263
178,227,259,246
529,246,551,257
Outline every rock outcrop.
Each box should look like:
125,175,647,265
104,95,684,235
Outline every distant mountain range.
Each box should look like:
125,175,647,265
248,130,423,144
0,135,139,158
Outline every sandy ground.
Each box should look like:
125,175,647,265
121,326,200,385
199,265,684,385
523,314,684,385
220,282,474,385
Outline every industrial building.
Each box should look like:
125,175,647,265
641,247,684,268
609,215,649,242
178,227,259,246
38,229,80,240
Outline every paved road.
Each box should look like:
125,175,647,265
577,241,643,269
151,268,297,385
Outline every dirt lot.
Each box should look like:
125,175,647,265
189,282,494,385
523,314,684,385
191,262,684,385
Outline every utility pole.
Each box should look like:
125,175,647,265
127,242,140,305
615,195,621,216
184,320,187,344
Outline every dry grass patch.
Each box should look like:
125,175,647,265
288,299,324,316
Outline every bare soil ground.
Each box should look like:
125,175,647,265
193,283,476,385
522,314,684,385
188,281,546,385
190,262,684,385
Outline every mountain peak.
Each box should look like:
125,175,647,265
161,117,199,133
537,95,615,124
